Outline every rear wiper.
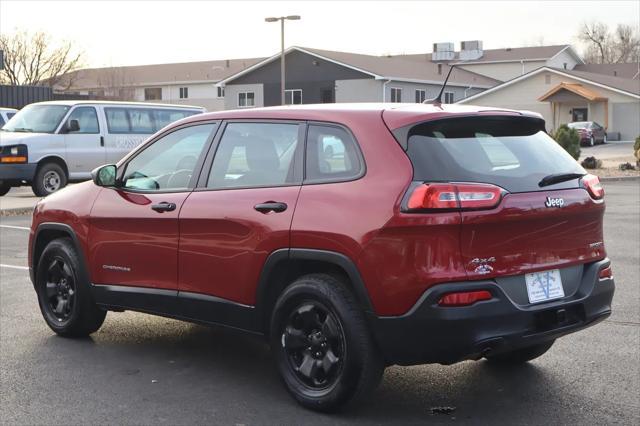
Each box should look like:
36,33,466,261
538,172,586,187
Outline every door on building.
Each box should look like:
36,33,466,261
572,108,588,122
321,88,335,103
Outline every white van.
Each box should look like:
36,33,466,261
0,101,204,196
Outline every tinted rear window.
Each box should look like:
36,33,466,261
406,116,585,193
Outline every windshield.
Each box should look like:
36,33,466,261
567,122,590,129
3,105,71,133
405,116,585,193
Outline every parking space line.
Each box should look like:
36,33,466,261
0,264,29,270
0,225,30,231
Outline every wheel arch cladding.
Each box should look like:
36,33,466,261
37,156,69,178
255,248,375,333
32,223,88,287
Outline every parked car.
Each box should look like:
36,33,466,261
567,121,607,146
0,101,204,196
29,103,614,412
0,107,18,128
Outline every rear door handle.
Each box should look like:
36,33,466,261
151,202,176,213
254,202,287,213
100,135,104,147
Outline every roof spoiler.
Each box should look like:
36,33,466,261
424,65,457,105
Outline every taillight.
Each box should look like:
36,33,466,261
582,174,604,200
438,290,492,307
598,265,613,280
405,182,505,211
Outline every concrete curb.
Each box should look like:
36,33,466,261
0,207,34,217
600,175,640,182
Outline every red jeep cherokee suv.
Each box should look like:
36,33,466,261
29,103,614,411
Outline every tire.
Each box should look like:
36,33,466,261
589,136,595,147
32,162,67,197
485,340,555,365
35,238,106,337
270,274,384,412
0,183,10,196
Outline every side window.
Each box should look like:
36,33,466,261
123,124,216,191
153,109,197,130
207,122,300,189
0,116,5,126
128,109,154,134
66,107,100,134
105,108,130,133
305,125,362,182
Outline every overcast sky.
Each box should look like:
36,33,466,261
1,0,638,68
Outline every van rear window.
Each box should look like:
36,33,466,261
405,116,585,193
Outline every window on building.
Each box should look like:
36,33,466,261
179,87,189,99
415,89,427,103
144,87,162,101
390,87,402,103
217,86,225,98
238,92,255,107
444,92,455,104
285,89,302,105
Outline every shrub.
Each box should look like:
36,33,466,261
581,156,602,169
635,136,640,166
619,162,636,171
554,125,581,160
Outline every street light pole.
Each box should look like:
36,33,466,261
265,15,300,106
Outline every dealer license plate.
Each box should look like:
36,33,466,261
525,269,565,304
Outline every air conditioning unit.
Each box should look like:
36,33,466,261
459,40,483,60
432,42,455,61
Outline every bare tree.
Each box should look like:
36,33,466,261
0,31,83,88
579,21,640,64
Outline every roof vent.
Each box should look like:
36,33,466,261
432,42,455,61
459,40,483,60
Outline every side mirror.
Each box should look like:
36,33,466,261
91,164,117,187
67,119,80,132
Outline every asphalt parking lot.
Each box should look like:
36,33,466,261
1,180,638,425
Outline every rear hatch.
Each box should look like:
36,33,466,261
393,114,606,299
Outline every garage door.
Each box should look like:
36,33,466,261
612,102,640,140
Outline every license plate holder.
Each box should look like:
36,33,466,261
525,269,565,304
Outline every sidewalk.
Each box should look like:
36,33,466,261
0,187,41,216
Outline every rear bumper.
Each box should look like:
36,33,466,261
0,163,36,184
369,258,614,366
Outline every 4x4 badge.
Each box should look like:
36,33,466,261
545,196,565,208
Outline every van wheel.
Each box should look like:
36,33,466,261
35,238,106,337
485,340,555,364
270,274,384,412
0,183,10,196
32,162,67,196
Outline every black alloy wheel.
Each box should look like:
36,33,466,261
43,257,76,324
282,301,346,389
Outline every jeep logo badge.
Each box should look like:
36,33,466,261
545,196,565,208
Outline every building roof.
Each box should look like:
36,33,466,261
401,44,581,64
58,57,266,90
218,46,502,88
459,66,640,104
538,82,607,102
573,63,640,79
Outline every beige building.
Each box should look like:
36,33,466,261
459,66,640,140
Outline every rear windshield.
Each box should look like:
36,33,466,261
405,116,585,193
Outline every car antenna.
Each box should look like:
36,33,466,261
424,64,457,105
